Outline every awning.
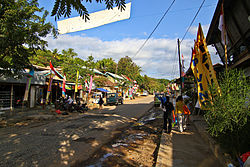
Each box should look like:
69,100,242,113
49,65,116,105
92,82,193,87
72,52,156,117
96,88,109,92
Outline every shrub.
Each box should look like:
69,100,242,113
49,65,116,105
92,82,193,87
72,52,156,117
205,69,250,157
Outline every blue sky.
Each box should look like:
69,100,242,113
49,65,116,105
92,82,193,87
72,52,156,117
38,0,221,80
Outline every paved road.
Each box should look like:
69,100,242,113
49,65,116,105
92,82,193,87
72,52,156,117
0,96,154,167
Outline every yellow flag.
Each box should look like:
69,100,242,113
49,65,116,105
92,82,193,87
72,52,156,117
197,24,221,95
191,42,210,110
75,70,79,93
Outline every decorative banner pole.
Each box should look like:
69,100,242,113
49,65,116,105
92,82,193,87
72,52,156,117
62,73,66,98
74,70,79,101
46,73,53,104
23,68,34,109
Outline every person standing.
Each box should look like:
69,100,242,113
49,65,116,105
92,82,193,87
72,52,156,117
163,96,174,134
175,96,185,132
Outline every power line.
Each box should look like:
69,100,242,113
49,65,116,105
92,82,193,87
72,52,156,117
129,4,215,20
180,0,206,43
171,43,178,79
132,0,176,59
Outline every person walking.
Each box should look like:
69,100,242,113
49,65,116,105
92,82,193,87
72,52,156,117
98,96,104,110
163,96,174,134
175,96,185,132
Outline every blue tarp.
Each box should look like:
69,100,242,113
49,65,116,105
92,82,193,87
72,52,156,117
96,88,109,92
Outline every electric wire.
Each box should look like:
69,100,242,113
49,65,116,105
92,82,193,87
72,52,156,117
180,0,206,43
132,0,176,59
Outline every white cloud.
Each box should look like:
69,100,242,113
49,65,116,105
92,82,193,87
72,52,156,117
45,34,221,80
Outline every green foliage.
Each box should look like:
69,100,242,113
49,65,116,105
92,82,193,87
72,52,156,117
95,58,116,73
51,0,126,20
117,56,141,79
0,0,56,77
205,69,250,156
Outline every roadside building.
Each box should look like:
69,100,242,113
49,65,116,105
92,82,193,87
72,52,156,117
206,0,250,76
0,70,45,110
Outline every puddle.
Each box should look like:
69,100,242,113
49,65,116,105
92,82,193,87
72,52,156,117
112,143,128,148
135,109,157,126
87,153,120,167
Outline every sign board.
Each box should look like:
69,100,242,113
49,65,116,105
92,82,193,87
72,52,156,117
57,2,131,34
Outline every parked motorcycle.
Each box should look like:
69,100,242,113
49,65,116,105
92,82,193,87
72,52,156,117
55,97,88,113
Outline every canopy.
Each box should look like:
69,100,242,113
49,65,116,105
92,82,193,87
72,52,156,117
96,88,109,92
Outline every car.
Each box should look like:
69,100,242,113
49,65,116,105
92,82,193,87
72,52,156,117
106,93,123,106
154,93,165,107
141,90,149,96
91,93,102,104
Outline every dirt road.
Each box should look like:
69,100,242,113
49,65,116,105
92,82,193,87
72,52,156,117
0,96,154,167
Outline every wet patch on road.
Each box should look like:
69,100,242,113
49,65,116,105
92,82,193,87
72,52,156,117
82,115,109,119
41,133,57,137
90,128,105,131
74,137,95,143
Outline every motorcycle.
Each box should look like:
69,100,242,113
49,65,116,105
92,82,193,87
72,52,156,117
55,97,88,113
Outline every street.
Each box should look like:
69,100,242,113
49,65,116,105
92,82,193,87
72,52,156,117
0,96,154,167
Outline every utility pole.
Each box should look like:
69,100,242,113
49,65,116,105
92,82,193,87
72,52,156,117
177,39,182,96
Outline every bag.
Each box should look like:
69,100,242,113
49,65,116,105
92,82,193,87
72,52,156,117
183,105,190,115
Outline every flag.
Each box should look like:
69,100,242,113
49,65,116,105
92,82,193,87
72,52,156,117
46,74,54,104
84,79,89,91
218,4,227,45
49,61,63,79
23,78,32,101
197,23,221,95
191,41,210,110
191,47,198,82
191,23,221,109
181,54,185,88
23,68,34,101
62,73,66,97
75,70,79,93
88,75,93,94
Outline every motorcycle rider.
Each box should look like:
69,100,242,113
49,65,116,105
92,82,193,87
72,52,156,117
65,96,73,112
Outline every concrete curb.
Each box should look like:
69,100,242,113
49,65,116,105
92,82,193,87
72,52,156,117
155,132,172,167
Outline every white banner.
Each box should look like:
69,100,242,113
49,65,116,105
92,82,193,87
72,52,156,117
57,2,131,34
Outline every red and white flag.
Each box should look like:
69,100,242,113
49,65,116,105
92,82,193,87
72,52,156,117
84,80,89,90
218,4,227,45
49,61,63,79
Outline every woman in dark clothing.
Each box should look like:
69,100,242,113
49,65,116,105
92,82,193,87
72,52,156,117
163,96,174,134
98,96,104,110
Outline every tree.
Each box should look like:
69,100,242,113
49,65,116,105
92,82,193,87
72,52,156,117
51,0,126,20
95,58,117,73
117,56,141,79
60,49,91,82
30,49,62,67
0,0,56,77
